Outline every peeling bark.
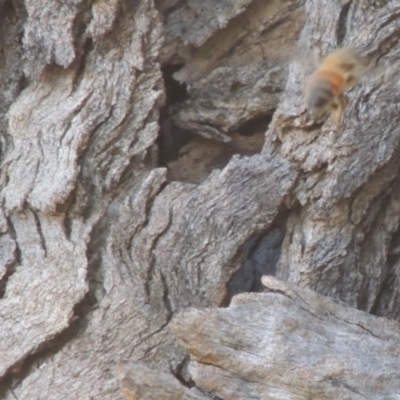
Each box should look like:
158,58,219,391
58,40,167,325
117,361,210,400
168,277,400,400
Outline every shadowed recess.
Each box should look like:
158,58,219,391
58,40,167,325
227,208,289,300
336,1,352,46
158,64,192,166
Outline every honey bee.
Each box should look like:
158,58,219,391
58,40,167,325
305,48,365,128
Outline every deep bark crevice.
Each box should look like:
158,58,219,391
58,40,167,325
226,206,289,300
0,290,94,400
0,217,19,299
336,1,352,46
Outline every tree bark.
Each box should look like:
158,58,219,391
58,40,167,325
1,0,400,399
169,276,400,400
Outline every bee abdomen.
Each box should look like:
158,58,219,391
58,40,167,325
306,80,334,109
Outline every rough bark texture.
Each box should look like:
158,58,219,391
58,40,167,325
1,0,400,399
169,276,400,400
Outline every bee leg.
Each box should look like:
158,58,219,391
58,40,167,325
331,102,343,130
332,94,349,130
340,94,349,110
344,75,358,88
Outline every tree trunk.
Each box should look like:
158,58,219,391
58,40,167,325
1,0,400,399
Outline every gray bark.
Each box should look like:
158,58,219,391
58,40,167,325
0,0,400,399
169,277,400,400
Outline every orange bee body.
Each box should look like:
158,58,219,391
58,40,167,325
305,48,365,128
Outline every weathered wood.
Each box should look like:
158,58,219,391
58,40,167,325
1,1,167,398
117,361,211,400
169,276,400,400
166,0,305,142
1,0,400,399
270,1,400,313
